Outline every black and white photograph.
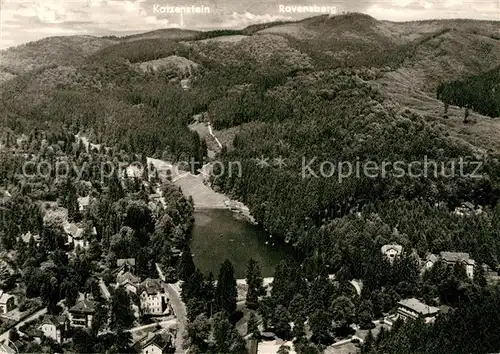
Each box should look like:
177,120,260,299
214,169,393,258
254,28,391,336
0,0,499,353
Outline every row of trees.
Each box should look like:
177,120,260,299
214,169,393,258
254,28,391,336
179,253,247,353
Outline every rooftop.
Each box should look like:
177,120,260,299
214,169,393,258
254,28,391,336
134,331,173,351
140,278,163,295
440,252,474,264
425,253,439,263
117,258,136,267
381,244,403,254
0,291,14,304
0,343,15,354
398,298,440,316
64,222,84,239
69,299,96,314
77,196,91,208
40,314,67,327
117,271,141,285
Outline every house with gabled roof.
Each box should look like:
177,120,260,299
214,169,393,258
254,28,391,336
38,314,69,343
0,291,16,314
134,331,174,354
139,279,170,316
116,271,141,294
381,244,403,263
64,222,84,243
77,196,91,212
439,251,475,279
19,231,40,245
117,258,136,275
68,298,96,328
422,253,439,270
64,222,95,251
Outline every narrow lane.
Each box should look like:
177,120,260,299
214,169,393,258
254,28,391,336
163,282,187,353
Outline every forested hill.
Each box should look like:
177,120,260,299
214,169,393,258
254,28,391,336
1,14,500,264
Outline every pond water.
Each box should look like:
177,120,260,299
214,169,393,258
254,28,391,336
189,209,288,278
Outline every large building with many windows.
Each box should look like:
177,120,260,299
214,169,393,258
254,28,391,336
396,298,440,323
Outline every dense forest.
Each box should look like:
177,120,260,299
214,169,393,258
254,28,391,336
437,66,500,118
0,128,194,352
0,45,207,166
1,13,500,353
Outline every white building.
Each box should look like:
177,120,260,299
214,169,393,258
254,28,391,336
422,254,439,270
396,298,440,323
77,196,91,212
0,291,16,314
139,279,170,316
38,315,68,343
381,244,403,263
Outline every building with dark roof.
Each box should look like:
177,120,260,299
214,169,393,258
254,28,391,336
116,271,141,294
134,331,174,354
439,251,475,278
68,299,96,328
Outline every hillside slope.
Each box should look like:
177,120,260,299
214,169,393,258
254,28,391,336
0,36,118,83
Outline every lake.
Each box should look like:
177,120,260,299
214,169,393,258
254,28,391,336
189,209,288,278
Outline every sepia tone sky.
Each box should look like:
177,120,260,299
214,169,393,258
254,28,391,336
0,0,498,49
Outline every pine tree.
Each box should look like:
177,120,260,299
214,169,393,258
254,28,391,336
203,272,216,317
310,310,332,344
289,293,307,320
91,299,109,334
215,260,237,316
246,258,264,309
178,245,195,281
273,305,292,340
109,286,135,331
473,263,487,288
62,177,80,222
357,299,375,329
213,312,246,354
292,315,306,343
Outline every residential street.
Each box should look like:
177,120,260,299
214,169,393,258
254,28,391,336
163,282,187,353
